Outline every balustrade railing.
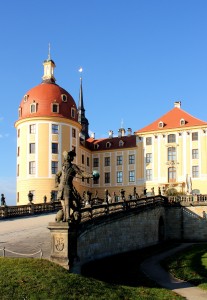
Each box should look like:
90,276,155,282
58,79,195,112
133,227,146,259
1,194,207,220
0,202,61,219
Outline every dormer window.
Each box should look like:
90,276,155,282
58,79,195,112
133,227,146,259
94,144,99,150
52,103,59,113
158,121,164,128
106,142,111,148
30,103,37,113
61,94,67,102
119,140,124,147
180,118,185,126
24,94,29,102
71,108,76,118
18,107,22,117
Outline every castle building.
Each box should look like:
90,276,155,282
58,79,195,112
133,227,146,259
15,56,207,205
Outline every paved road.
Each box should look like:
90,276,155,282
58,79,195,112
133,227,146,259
0,213,56,259
141,243,207,300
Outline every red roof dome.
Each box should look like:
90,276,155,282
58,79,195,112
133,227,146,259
18,82,78,121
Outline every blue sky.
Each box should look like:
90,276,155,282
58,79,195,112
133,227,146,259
1,0,207,205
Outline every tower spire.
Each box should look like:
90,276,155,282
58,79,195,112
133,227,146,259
77,68,89,140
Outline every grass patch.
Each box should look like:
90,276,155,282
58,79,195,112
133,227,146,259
162,243,207,290
0,243,185,299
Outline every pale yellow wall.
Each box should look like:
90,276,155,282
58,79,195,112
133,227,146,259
137,126,207,195
15,117,81,205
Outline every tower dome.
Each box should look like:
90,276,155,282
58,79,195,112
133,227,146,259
18,58,78,122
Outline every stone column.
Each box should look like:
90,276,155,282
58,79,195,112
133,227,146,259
48,222,78,271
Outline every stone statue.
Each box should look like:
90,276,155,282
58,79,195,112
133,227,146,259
28,191,33,203
55,150,97,223
1,194,6,206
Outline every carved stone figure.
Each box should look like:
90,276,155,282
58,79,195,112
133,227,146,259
1,194,6,206
55,150,97,223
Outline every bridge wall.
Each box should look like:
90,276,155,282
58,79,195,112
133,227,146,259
165,206,207,241
77,206,165,265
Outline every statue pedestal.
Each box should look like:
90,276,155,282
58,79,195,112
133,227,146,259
48,222,78,271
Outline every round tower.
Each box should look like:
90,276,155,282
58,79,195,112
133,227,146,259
15,56,81,205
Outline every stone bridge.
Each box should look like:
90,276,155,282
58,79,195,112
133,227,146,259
48,195,207,271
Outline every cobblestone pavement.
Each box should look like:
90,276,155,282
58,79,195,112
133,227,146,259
0,213,56,259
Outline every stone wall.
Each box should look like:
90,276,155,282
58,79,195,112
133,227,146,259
77,206,166,266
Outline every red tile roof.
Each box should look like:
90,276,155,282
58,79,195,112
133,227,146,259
86,135,137,151
136,107,207,134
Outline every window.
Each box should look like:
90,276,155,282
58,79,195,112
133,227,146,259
52,103,59,113
192,149,199,159
87,157,90,167
30,103,36,113
105,157,110,166
51,161,58,174
17,147,20,157
168,167,176,182
158,121,164,128
117,155,123,165
61,94,67,102
192,132,198,141
29,124,36,134
180,118,185,126
105,172,110,184
129,171,135,182
119,140,124,147
168,147,176,161
29,161,35,175
146,153,152,163
82,154,84,164
18,107,22,117
146,169,152,181
17,164,19,176
18,129,20,137
24,94,28,102
29,143,35,154
71,108,76,118
72,128,76,138
52,124,59,134
192,166,199,178
106,142,111,148
168,134,176,143
129,154,135,164
117,171,123,183
93,157,99,167
146,137,152,145
52,143,58,154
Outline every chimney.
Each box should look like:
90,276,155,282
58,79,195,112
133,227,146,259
127,128,132,136
174,101,181,108
118,129,122,138
90,132,95,139
121,128,125,137
108,130,113,138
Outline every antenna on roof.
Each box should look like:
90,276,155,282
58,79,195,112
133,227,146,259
48,43,51,60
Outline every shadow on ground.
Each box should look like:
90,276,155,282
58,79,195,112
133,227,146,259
81,242,181,287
